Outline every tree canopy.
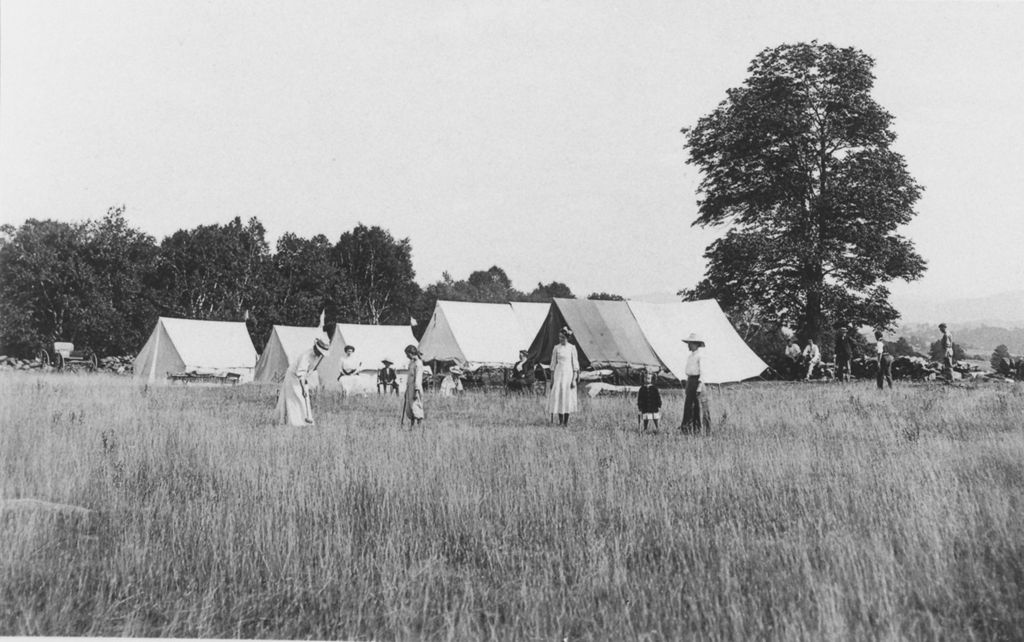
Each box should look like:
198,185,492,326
682,42,926,340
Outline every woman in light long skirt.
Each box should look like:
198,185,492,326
546,328,580,426
277,337,329,426
403,344,425,426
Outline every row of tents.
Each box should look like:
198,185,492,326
132,298,769,387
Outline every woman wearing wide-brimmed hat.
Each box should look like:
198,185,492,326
276,336,330,426
547,327,580,426
680,332,711,434
403,344,425,425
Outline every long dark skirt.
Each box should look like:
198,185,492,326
680,375,711,434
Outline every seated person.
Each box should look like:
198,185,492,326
440,365,464,397
377,359,399,394
507,349,536,392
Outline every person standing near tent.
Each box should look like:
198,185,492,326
802,338,821,380
337,345,362,395
547,327,580,426
403,344,425,425
637,370,662,433
783,336,802,380
276,336,329,426
874,330,894,390
680,333,711,434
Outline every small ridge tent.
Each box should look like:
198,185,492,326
626,300,768,383
418,300,550,367
318,323,417,393
254,325,327,385
133,317,257,384
528,298,662,371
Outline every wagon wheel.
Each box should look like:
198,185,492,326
36,348,50,366
56,353,66,371
87,352,98,372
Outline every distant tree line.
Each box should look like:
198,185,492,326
0,208,598,357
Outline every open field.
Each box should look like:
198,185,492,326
2,374,1023,640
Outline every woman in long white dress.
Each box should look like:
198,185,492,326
277,336,329,426
547,327,580,426
337,345,362,395
403,345,425,426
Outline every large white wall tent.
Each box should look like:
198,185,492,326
528,299,767,383
318,323,417,393
133,317,258,384
626,300,768,384
418,300,550,367
254,325,327,385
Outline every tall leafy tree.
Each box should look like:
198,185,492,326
587,292,624,301
266,232,353,329
333,224,419,324
526,281,575,302
682,42,926,340
149,216,273,344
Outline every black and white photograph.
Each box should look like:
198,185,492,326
1,0,1023,639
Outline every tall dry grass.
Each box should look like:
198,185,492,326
1,373,1022,640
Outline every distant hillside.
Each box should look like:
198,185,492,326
893,290,1024,328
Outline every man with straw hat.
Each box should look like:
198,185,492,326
276,336,330,426
377,358,398,395
679,332,711,434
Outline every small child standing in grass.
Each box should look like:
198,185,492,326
637,370,662,433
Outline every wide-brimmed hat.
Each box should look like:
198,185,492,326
449,365,464,376
313,337,330,355
381,358,393,365
344,345,356,353
682,332,705,346
558,326,574,337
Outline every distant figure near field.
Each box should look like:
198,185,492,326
403,345,425,426
680,333,711,434
440,365,464,397
874,330,894,389
377,359,398,394
508,349,535,393
637,370,662,433
547,327,580,426
337,345,362,395
834,327,853,382
802,338,821,380
277,337,329,426
783,336,802,380
939,323,954,383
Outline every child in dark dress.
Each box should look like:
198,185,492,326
637,370,662,432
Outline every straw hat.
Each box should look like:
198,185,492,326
344,345,356,354
682,332,705,347
381,358,393,365
449,365,464,376
313,337,330,355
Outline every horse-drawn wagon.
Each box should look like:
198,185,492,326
37,342,98,372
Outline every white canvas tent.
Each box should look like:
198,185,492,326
254,325,327,385
133,317,258,384
626,299,768,383
318,323,417,393
418,300,550,367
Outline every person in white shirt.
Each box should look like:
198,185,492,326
783,336,802,379
337,345,362,395
679,332,711,434
802,338,821,380
276,337,329,425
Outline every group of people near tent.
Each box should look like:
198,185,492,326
276,323,714,435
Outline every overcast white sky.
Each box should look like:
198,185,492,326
2,0,1022,306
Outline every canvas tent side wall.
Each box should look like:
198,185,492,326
133,317,258,384
528,299,664,371
418,301,542,367
626,300,768,383
254,325,325,385
318,323,416,393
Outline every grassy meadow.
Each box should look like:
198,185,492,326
1,373,1023,640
